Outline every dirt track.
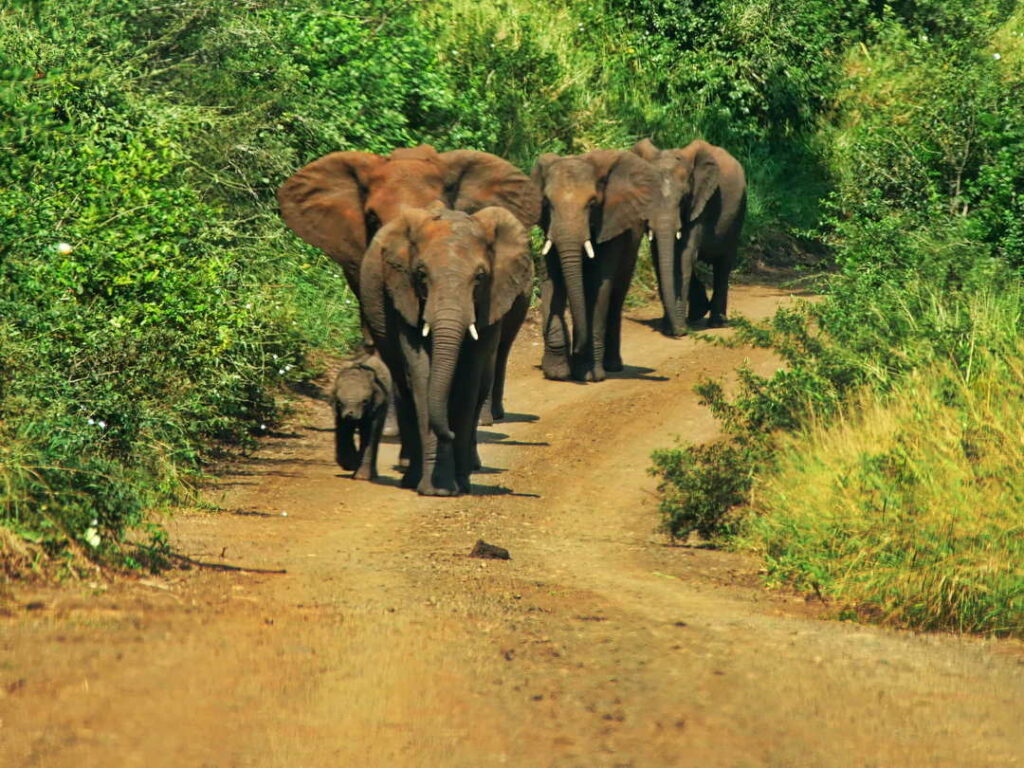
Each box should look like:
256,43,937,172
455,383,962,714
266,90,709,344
3,285,1023,767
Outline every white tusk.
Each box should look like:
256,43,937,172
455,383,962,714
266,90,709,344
541,238,553,256
468,323,479,341
676,230,682,240
421,322,430,338
647,230,654,242
584,240,595,259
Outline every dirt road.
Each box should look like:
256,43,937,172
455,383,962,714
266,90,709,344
3,285,1023,768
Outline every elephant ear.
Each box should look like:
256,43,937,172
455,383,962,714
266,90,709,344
440,150,541,229
585,150,658,244
360,210,431,330
686,144,721,222
632,138,660,161
531,153,560,232
277,151,384,268
472,207,533,326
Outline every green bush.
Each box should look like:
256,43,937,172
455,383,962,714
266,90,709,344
651,6,1024,633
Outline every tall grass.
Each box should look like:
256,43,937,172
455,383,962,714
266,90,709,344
740,339,1024,636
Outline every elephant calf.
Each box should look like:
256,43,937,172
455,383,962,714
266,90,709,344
330,353,392,481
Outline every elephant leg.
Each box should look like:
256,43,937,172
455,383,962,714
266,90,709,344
352,416,376,481
334,408,360,472
604,237,637,372
383,390,400,439
478,393,494,427
708,252,733,328
489,294,526,421
688,272,711,323
541,275,572,381
588,249,618,383
395,386,422,488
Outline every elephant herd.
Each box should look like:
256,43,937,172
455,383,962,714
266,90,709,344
277,141,747,496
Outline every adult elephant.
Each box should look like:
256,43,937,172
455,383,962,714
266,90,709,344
632,138,747,336
531,150,658,382
277,144,540,422
360,205,532,496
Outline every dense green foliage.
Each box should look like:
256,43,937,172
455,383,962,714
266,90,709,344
652,4,1024,635
3,0,1022,637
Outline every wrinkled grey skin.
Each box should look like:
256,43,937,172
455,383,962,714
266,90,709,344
331,353,391,481
532,150,658,382
632,138,747,336
360,206,532,496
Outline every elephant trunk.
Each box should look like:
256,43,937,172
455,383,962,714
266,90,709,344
655,220,687,336
427,309,467,442
551,233,588,356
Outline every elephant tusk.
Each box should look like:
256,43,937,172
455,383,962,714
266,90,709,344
647,229,654,242
468,323,479,341
421,322,430,338
541,238,553,256
675,230,682,240
584,240,595,259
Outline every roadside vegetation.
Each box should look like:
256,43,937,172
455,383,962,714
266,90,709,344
2,0,1021,638
652,3,1024,636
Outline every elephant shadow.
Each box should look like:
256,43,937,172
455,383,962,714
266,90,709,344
496,412,540,423
477,429,551,447
470,483,541,498
605,365,669,382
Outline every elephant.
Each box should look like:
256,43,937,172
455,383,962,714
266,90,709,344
330,352,391,481
632,138,747,336
277,145,538,425
531,150,658,382
359,205,532,496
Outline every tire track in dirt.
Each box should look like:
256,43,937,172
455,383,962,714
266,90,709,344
3,285,1022,767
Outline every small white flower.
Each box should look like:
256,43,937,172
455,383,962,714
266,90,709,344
84,526,101,548
87,417,96,425
280,511,288,517
97,420,107,429
993,52,1002,60
285,364,294,371
278,368,285,375
56,242,74,255
260,423,267,431
245,303,252,309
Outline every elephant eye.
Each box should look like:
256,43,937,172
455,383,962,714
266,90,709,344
474,269,487,283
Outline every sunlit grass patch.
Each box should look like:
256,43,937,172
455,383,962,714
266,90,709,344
739,355,1024,636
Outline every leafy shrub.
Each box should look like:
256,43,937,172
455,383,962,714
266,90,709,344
652,6,1024,633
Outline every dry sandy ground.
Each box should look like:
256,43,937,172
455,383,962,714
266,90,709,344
2,285,1022,768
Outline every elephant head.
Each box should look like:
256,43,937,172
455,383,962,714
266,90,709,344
359,206,532,442
632,138,722,336
277,145,540,293
531,150,657,358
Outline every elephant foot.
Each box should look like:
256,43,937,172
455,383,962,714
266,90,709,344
603,355,624,372
353,466,376,482
400,469,420,489
417,481,459,497
707,314,728,328
490,402,505,422
457,475,472,495
591,364,606,383
478,411,494,427
542,352,572,381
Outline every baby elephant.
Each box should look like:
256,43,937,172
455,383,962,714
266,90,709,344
330,354,391,481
